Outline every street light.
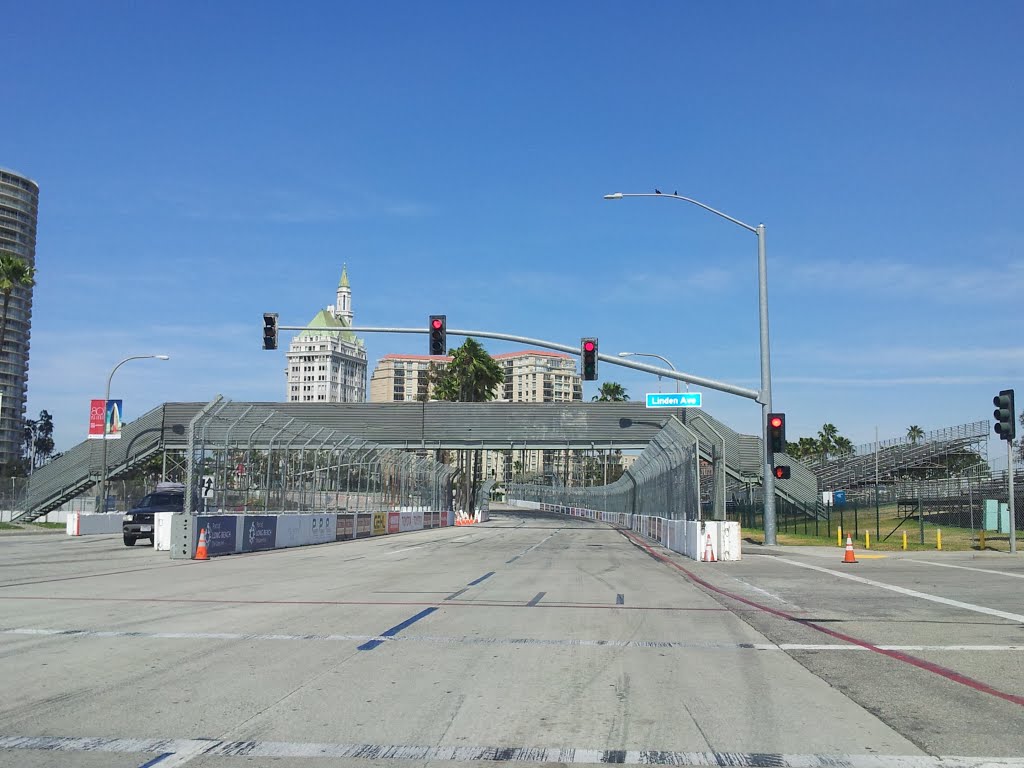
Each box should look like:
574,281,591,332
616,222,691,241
97,354,170,513
617,351,686,393
605,191,777,545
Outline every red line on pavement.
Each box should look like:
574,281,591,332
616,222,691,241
618,529,1024,708
0,594,724,612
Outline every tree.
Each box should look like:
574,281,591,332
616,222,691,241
430,337,504,404
0,252,36,361
591,382,629,402
22,410,56,472
907,425,925,445
833,436,854,456
427,338,505,515
817,423,839,460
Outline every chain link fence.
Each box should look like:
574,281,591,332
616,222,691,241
184,399,457,515
507,417,700,519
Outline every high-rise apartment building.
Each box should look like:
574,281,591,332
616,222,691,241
285,266,367,402
0,168,38,466
368,349,583,480
369,354,451,402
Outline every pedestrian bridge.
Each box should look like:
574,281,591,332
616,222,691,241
13,399,817,522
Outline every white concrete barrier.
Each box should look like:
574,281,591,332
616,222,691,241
154,513,174,550
66,513,123,536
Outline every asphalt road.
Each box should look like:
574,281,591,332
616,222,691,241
0,506,1022,767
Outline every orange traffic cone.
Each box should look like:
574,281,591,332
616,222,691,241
842,534,857,564
703,532,717,563
195,528,209,561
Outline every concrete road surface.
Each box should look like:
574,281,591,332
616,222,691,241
0,506,1022,767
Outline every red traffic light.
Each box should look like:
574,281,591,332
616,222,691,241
431,318,443,330
583,341,595,352
773,465,791,479
769,416,783,429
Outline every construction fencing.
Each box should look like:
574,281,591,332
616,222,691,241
184,398,457,516
506,417,700,519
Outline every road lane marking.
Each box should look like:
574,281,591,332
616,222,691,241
357,607,438,651
616,593,624,605
909,560,1024,579
772,556,1024,624
527,591,546,606
467,571,495,586
506,530,559,563
6,627,1023,652
4,734,1024,767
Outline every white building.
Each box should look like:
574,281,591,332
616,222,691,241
285,266,367,402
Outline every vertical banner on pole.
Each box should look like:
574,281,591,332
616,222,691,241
88,399,124,439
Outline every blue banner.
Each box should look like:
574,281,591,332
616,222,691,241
196,515,237,555
242,515,278,552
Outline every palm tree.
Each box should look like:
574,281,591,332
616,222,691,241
907,425,925,445
834,436,854,456
592,382,629,402
429,338,505,515
0,252,36,359
818,423,839,461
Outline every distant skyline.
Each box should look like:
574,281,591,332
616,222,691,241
2,1,1021,465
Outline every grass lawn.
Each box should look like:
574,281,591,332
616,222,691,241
738,501,1012,552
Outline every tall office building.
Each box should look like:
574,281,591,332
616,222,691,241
285,266,367,402
0,168,38,466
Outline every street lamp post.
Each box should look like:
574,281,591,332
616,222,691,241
605,191,777,545
97,354,170,513
617,351,685,393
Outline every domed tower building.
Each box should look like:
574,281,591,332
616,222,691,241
284,265,367,402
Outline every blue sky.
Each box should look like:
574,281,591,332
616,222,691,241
3,1,1022,462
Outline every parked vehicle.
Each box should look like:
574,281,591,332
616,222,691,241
122,482,184,546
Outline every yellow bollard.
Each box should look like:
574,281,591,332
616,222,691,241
837,525,843,547
902,531,907,550
979,529,986,550
937,529,942,551
865,530,870,549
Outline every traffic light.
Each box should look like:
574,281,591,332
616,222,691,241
581,337,598,381
993,389,1016,441
767,412,786,454
262,313,278,350
428,315,447,356
773,465,791,480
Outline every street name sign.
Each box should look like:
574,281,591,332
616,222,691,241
645,392,703,408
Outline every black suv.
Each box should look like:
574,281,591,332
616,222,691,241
123,484,184,546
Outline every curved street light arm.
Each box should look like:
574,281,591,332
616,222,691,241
604,192,757,234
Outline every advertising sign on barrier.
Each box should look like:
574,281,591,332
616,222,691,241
399,510,414,532
356,514,372,537
387,511,400,534
336,515,355,541
372,512,388,536
243,516,277,552
196,516,237,555
276,516,301,548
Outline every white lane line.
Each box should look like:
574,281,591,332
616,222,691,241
773,556,1024,624
4,734,1024,766
4,627,1023,652
506,529,560,563
908,560,1024,579
731,577,805,609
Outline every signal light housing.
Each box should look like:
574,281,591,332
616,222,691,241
581,337,598,381
773,465,791,480
767,412,786,454
262,313,278,350
993,389,1016,442
429,315,447,356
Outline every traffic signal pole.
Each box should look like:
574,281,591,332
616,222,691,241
1009,439,1017,555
